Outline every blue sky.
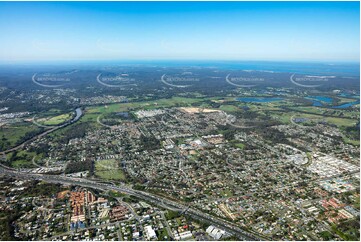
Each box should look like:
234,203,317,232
0,1,359,62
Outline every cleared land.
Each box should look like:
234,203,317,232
0,123,42,151
38,113,73,126
95,159,125,181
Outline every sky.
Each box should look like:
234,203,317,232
0,1,359,62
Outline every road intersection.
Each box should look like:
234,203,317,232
0,164,262,241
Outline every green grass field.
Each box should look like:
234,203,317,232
219,105,240,112
83,96,209,123
290,106,359,119
86,96,226,114
343,137,360,146
0,123,42,151
95,159,125,180
39,113,73,125
7,150,41,168
0,110,76,151
233,143,245,149
271,110,357,128
337,97,358,103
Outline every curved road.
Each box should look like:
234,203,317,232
1,108,82,154
0,106,264,240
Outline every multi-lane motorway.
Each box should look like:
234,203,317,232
0,106,263,240
0,164,262,241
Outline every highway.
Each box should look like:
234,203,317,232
0,105,262,240
0,165,262,241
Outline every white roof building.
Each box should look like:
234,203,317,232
144,225,157,240
206,225,225,240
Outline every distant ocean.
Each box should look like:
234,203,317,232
148,61,360,77
2,60,359,77
95,60,360,77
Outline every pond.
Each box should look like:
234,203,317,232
306,96,333,107
332,100,360,109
